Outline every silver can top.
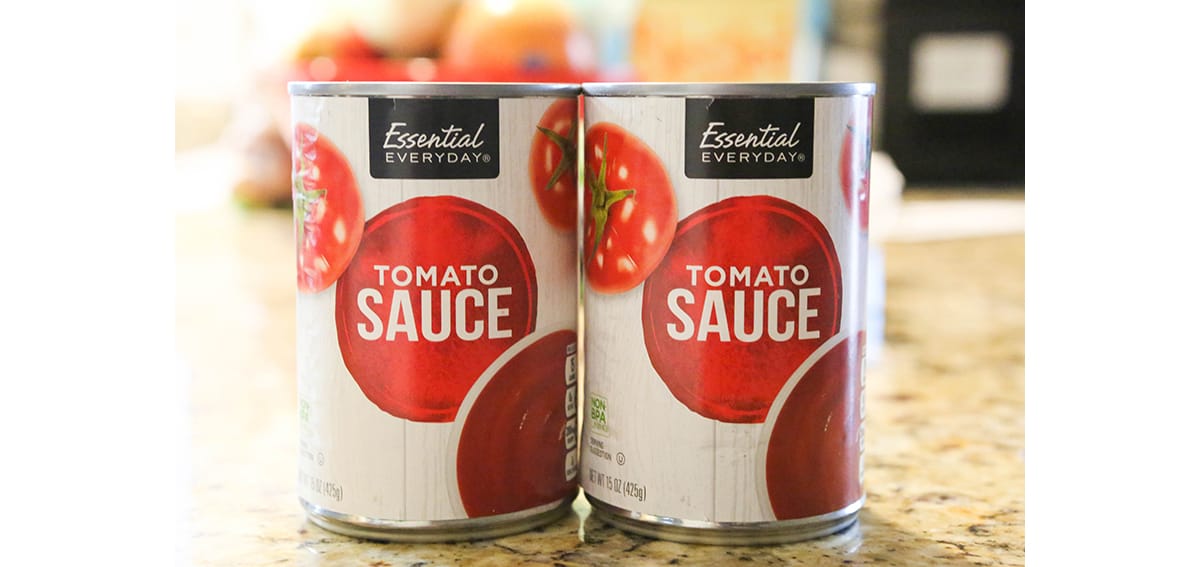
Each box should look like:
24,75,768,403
581,82,876,97
288,82,582,98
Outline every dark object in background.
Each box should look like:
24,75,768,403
881,0,1023,186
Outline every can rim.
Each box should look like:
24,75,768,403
581,82,876,97
288,81,581,97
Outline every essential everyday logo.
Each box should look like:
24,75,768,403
369,98,500,179
685,98,815,179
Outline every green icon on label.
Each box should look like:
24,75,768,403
589,394,609,436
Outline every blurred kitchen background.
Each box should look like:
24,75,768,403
171,6,1024,561
177,0,1024,207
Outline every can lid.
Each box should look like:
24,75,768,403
288,82,581,98
581,82,876,97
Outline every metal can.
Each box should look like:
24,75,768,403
289,82,581,542
579,82,874,544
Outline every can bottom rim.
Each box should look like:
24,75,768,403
301,497,574,543
586,495,863,545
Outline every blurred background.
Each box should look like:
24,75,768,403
176,0,1024,210
171,4,1024,562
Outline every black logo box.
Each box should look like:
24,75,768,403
685,98,815,179
369,98,501,179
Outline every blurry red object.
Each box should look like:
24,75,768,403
287,57,439,83
285,56,602,85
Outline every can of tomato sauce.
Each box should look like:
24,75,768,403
288,82,581,541
579,82,874,544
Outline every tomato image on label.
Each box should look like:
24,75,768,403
584,122,677,294
641,196,842,423
335,196,538,422
764,334,863,519
529,98,578,231
293,123,365,292
456,330,578,517
839,119,871,233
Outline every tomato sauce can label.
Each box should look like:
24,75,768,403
580,82,875,544
288,83,581,541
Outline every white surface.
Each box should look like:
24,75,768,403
866,150,1024,243
889,198,1025,242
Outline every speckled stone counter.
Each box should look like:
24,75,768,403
178,200,1024,566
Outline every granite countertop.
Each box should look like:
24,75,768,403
178,194,1024,566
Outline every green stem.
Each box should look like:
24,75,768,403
292,160,327,243
587,134,635,260
537,121,577,192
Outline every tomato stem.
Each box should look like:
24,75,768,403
587,134,636,260
293,160,327,245
537,121,576,192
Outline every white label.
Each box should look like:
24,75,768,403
581,95,869,524
294,95,579,522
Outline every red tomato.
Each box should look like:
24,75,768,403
839,120,871,233
764,334,863,519
529,98,578,231
440,0,595,80
293,123,365,293
583,122,677,294
456,330,578,517
335,196,538,422
641,196,842,423
287,56,433,83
